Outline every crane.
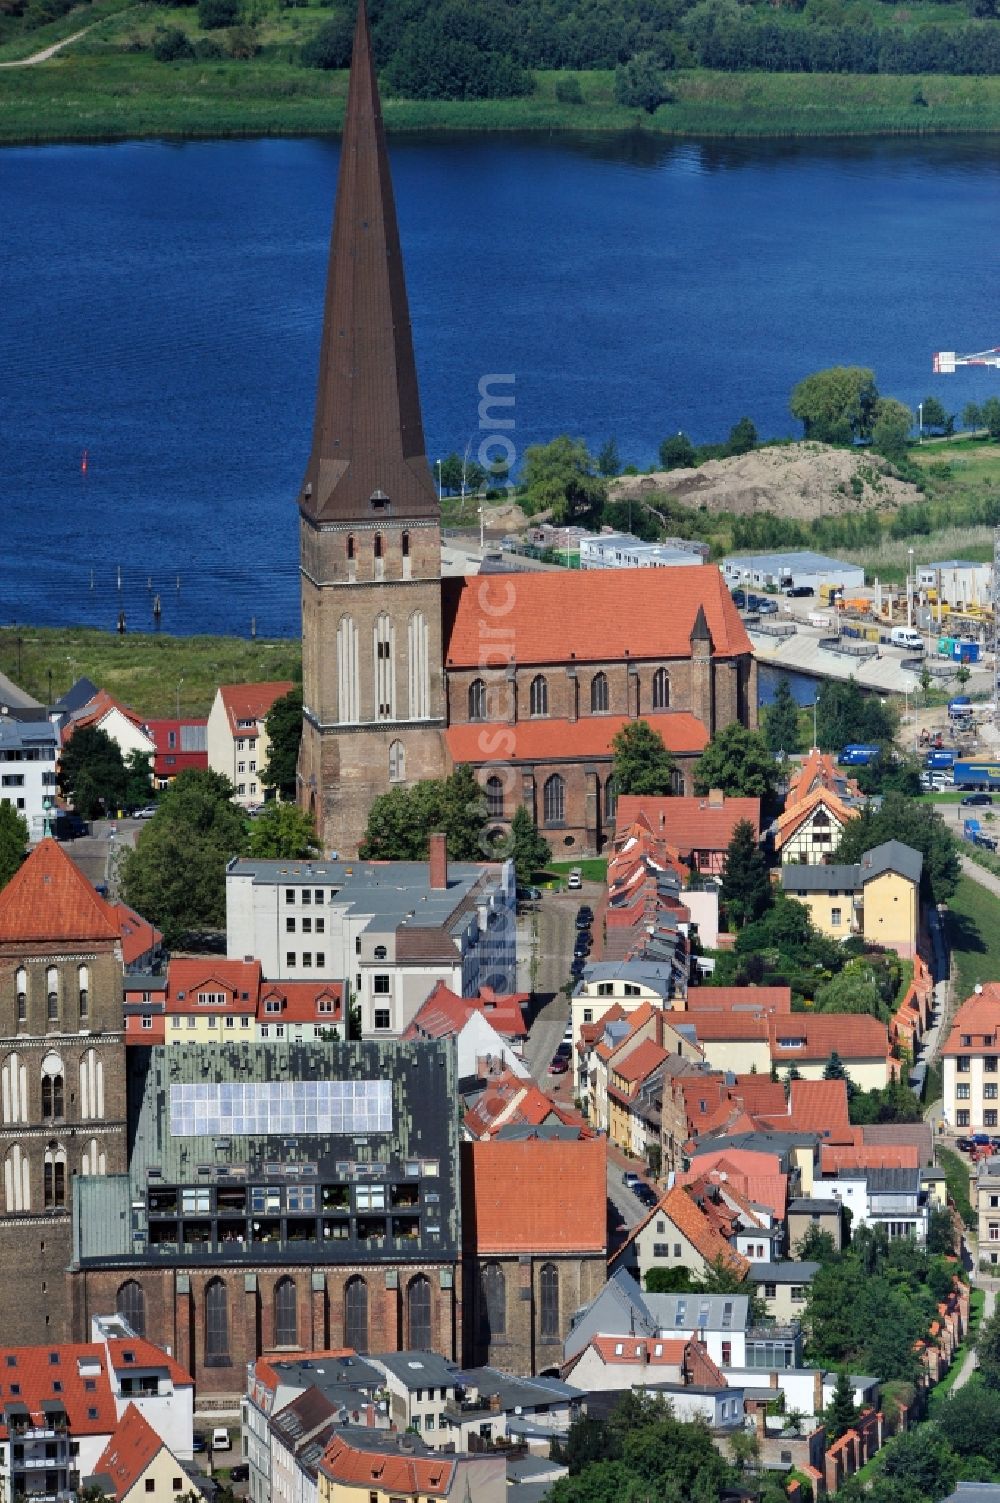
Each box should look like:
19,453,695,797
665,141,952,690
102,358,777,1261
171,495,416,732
933,347,1000,373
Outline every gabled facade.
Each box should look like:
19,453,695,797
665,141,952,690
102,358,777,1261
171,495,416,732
207,682,293,809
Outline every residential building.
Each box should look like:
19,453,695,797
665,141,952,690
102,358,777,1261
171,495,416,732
571,962,674,1056
563,1333,724,1395
722,551,865,596
460,1138,607,1373
673,1009,771,1076
110,904,163,976
207,682,293,809
402,981,529,1078
225,840,516,1027
0,840,128,1343
316,1429,505,1503
87,1403,205,1503
977,1155,1000,1267
268,1387,351,1503
70,1040,462,1395
786,1198,844,1253
941,986,1000,1132
779,840,922,958
462,1069,590,1141
829,1167,930,1243
143,720,208,788
439,1370,582,1452
610,1184,749,1287
59,691,156,775
293,0,757,859
614,793,762,877
368,1351,459,1445
785,749,862,810
768,1013,895,1090
91,1314,195,1461
748,1262,821,1324
773,786,859,866
565,1273,754,1374
0,715,59,840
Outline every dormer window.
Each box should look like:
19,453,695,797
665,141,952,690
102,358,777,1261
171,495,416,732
370,490,390,511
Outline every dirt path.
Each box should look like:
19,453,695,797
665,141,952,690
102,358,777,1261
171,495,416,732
0,23,95,66
952,1282,997,1394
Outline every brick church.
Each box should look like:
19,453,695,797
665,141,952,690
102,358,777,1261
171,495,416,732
296,2,756,859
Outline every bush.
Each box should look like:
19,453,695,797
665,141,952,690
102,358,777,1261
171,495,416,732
300,10,352,68
192,34,223,56
226,22,259,56
152,25,194,61
555,76,583,103
197,0,240,29
614,52,672,112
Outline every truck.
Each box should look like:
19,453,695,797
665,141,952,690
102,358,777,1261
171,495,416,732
838,744,881,767
949,697,973,720
926,749,956,769
954,761,1000,791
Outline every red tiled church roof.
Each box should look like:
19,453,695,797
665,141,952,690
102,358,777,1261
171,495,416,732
461,1138,607,1254
0,839,121,944
445,711,708,766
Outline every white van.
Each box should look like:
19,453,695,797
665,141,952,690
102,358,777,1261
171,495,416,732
212,1429,231,1451
567,868,583,890
890,627,923,650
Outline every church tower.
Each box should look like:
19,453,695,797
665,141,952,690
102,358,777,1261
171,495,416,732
297,0,448,855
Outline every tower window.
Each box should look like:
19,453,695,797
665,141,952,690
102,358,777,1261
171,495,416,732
529,675,548,717
401,531,410,558
346,535,355,560
374,534,383,560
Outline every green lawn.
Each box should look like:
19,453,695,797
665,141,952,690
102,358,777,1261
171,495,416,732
547,858,609,884
0,625,299,719
928,1287,986,1414
946,875,1000,1003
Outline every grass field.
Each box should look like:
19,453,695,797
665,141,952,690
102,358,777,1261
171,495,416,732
6,24,1000,144
0,625,300,718
946,874,1000,1003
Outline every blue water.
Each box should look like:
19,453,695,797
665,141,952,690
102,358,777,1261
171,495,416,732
2,133,999,637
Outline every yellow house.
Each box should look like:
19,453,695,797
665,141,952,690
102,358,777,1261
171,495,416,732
89,1404,205,1503
779,840,922,959
206,680,293,808
318,1431,505,1503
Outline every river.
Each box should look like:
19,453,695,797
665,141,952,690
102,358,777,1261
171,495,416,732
2,133,998,637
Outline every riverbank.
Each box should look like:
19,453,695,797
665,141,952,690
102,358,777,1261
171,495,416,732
5,50,1000,144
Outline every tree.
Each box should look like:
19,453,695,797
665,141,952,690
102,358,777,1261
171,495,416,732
246,801,318,860
871,396,914,464
658,432,696,470
982,395,1000,440
823,1370,857,1440
814,961,889,1021
814,676,896,752
937,1382,1000,1467
834,790,960,904
789,365,879,444
610,720,676,797
796,1224,838,1264
58,726,127,819
555,76,583,104
763,676,801,756
879,1424,959,1501
360,765,487,862
301,9,353,68
920,394,952,435
152,25,194,58
0,803,29,891
962,400,983,432
720,818,771,929
823,1052,855,1099
614,52,670,113
198,0,239,27
118,769,248,945
596,438,621,477
726,415,757,455
123,749,153,811
505,805,550,884
926,1205,954,1255
261,686,302,799
645,1266,695,1293
976,1308,1000,1392
520,437,606,525
693,724,775,799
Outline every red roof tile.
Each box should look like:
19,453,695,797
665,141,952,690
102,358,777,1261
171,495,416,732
258,980,344,1025
0,839,121,944
768,1013,890,1063
941,986,1000,1056
611,1037,669,1087
218,682,293,737
684,1012,770,1042
92,1404,165,1499
616,795,761,855
165,958,262,1015
445,711,708,766
402,980,527,1042
0,1342,117,1440
104,1340,193,1389
587,1336,688,1367
612,1184,748,1276
441,569,752,666
821,1142,920,1173
321,1434,454,1496
461,1139,607,1253
685,987,791,1015
109,903,162,968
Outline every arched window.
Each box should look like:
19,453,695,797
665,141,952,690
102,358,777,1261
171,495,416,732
539,1262,559,1341
374,533,383,560
4,1144,29,1213
374,614,395,720
543,775,565,827
485,776,504,820
81,1137,106,1176
46,966,58,1025
337,616,360,724
406,1275,432,1351
117,1280,146,1337
274,1277,297,1347
407,611,430,720
346,535,355,561
43,1144,66,1210
529,675,548,717
41,1053,64,1123
401,531,410,558
590,672,609,713
15,967,26,1024
482,1262,506,1338
344,1276,368,1354
652,668,670,709
1,1052,26,1125
389,741,406,783
80,1049,104,1121
205,1278,229,1364
468,679,487,722
604,776,617,823
77,965,89,1023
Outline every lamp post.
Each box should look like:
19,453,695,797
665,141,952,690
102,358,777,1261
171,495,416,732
918,402,923,444
176,678,184,719
907,548,915,629
435,459,442,504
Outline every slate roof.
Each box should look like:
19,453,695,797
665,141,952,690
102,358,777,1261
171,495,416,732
860,840,923,885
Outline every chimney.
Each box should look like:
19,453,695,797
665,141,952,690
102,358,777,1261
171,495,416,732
429,832,448,890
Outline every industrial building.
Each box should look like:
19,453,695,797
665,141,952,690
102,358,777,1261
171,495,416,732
722,551,865,596
579,533,708,570
916,560,993,611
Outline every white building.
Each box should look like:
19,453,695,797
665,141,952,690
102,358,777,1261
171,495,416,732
722,551,865,596
368,1351,461,1449
580,532,707,571
917,560,992,611
827,1167,929,1244
207,681,293,809
0,714,58,840
226,840,517,1036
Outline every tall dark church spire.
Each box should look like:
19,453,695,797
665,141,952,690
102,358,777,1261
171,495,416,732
300,0,438,522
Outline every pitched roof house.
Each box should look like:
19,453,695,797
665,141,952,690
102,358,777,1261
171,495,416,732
206,680,293,809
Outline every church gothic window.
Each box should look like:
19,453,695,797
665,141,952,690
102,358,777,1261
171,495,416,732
1,1051,26,1124
374,534,383,559
46,966,58,1026
407,611,430,720
406,1274,431,1351
529,675,548,717
80,1049,104,1121
205,1278,230,1364
401,531,410,558
468,679,487,722
604,777,617,822
40,1053,64,1123
374,614,395,720
344,1276,368,1353
16,967,26,1024
337,616,360,724
117,1280,146,1337
540,1262,559,1340
43,1144,66,1210
346,534,355,561
81,1138,106,1176
389,741,405,783
485,776,504,819
652,668,670,709
274,1277,298,1347
4,1144,29,1212
543,775,565,826
482,1262,505,1338
78,965,89,1023
591,672,609,713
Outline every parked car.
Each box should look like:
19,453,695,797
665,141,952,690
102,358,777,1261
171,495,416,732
133,804,158,819
517,885,542,904
731,589,747,608
570,958,586,977
962,793,994,807
622,1171,641,1190
567,868,583,890
783,584,815,598
192,1437,207,1454
576,908,593,928
212,1429,232,1451
756,597,779,615
229,1465,249,1484
549,1055,568,1075
973,1133,992,1146
634,1183,659,1207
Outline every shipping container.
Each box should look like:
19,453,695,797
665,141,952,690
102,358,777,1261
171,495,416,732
838,744,881,767
926,750,956,768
